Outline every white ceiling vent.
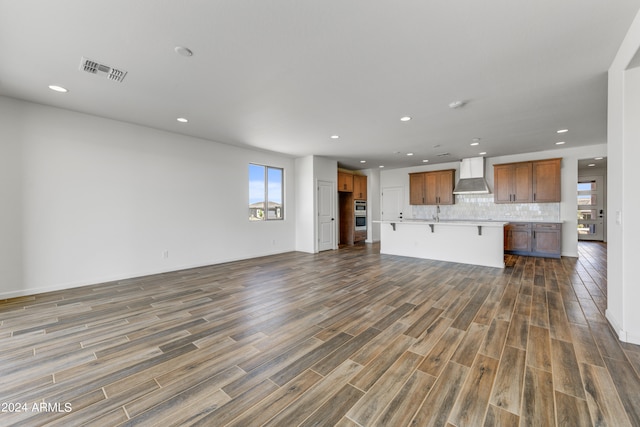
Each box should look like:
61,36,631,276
79,57,127,82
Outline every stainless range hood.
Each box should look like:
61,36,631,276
453,157,491,194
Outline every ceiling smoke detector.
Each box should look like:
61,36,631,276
79,57,127,83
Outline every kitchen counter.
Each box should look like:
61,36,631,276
374,219,508,268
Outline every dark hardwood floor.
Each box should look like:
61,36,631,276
1,241,639,426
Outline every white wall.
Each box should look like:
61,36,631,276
0,97,297,298
294,155,338,253
608,9,640,344
365,168,381,242
295,155,315,253
0,99,23,293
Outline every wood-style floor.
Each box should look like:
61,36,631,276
1,242,639,426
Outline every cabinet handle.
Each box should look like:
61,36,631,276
533,193,536,201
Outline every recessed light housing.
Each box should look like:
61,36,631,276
48,85,68,93
177,117,188,123
379,165,385,168
557,129,568,133
360,160,367,164
470,142,480,146
407,153,414,156
422,159,429,163
448,100,466,109
479,152,487,155
330,135,339,139
555,141,565,145
175,46,193,57
400,116,411,122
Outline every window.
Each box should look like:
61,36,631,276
249,164,284,221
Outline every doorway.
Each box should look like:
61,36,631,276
317,180,336,251
577,158,607,242
381,186,404,221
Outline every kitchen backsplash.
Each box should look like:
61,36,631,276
410,194,561,222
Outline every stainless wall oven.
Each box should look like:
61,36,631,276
354,200,367,231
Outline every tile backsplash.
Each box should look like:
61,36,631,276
410,194,561,222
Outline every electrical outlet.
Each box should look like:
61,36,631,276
162,250,169,259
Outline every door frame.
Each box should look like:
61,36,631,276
317,179,337,252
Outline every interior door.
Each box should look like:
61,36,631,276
577,175,604,241
318,180,336,251
382,186,404,221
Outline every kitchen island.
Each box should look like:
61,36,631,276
376,219,509,268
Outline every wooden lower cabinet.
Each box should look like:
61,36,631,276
504,222,561,258
531,223,562,257
504,223,531,252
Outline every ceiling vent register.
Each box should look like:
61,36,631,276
79,57,127,82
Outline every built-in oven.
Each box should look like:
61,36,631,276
354,200,367,231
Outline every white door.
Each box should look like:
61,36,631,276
382,186,404,221
318,180,336,251
577,175,604,241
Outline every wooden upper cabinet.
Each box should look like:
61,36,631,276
353,175,367,200
532,158,561,202
494,158,560,203
494,162,532,203
409,173,426,205
425,169,455,205
409,170,455,205
338,171,353,192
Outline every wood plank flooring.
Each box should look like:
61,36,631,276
1,241,639,426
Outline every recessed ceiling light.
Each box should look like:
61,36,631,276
48,85,68,93
588,163,596,167
479,152,487,155
360,160,367,164
422,159,429,163
594,157,604,160
557,129,568,133
407,153,414,156
448,100,466,109
470,142,480,146
555,141,565,145
379,165,385,168
330,135,339,139
400,116,411,122
177,117,188,123
174,46,193,57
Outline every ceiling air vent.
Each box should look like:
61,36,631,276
79,57,127,83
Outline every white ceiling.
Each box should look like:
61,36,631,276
1,1,639,170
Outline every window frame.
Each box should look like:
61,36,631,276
249,163,284,221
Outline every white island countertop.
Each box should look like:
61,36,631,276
374,219,509,268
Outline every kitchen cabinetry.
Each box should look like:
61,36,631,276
494,158,561,203
504,222,531,252
338,172,353,192
531,223,562,257
353,175,367,200
409,169,455,205
338,171,367,245
339,193,354,245
504,222,561,258
532,159,561,203
409,173,427,205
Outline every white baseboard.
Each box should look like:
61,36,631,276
605,309,640,345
